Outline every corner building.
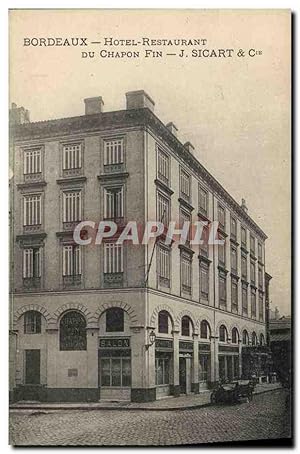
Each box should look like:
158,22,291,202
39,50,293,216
10,91,268,402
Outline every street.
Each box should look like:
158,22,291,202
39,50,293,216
9,389,291,446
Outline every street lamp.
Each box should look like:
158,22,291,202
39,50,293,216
145,330,156,350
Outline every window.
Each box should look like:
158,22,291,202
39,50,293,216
199,355,209,382
63,191,81,223
252,332,258,346
199,186,208,215
260,333,265,345
241,254,247,280
158,311,169,334
24,148,41,175
23,248,41,278
259,293,264,321
258,265,263,289
231,217,237,239
180,168,191,201
181,316,191,336
232,327,239,344
200,320,210,339
200,263,209,300
231,278,238,313
23,194,42,226
219,272,227,306
250,261,255,285
24,311,41,334
251,289,256,318
60,311,87,351
63,245,81,276
63,143,82,170
200,225,209,257
104,243,123,273
218,204,226,230
101,357,131,387
104,139,124,165
155,356,170,385
179,209,191,243
157,148,170,186
241,226,247,247
218,236,226,266
242,284,248,315
231,247,237,273
258,243,263,262
104,187,124,220
157,192,170,224
250,235,255,255
181,254,192,293
158,245,170,286
242,330,249,345
106,308,124,332
219,325,228,342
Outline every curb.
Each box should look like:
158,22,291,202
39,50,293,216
9,387,282,412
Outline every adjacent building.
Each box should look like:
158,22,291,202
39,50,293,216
10,90,268,402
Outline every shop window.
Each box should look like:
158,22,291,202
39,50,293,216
155,356,170,385
200,320,210,339
232,327,239,344
158,310,169,334
242,329,249,345
181,316,191,336
219,324,228,342
59,311,87,351
106,308,124,332
24,311,41,334
199,355,210,382
100,357,131,387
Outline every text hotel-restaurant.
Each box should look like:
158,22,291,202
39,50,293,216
10,91,268,402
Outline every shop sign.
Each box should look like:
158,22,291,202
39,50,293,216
179,341,193,351
99,338,130,349
155,339,173,350
219,345,239,353
199,343,210,352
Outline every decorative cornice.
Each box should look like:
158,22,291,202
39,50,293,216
178,244,195,256
154,178,174,196
16,232,47,244
97,172,129,182
56,176,87,185
178,197,194,212
198,254,211,264
17,181,47,190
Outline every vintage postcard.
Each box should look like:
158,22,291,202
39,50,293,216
9,9,292,446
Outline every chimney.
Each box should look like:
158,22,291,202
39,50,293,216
166,122,178,137
241,198,248,214
126,90,155,112
9,103,30,125
84,96,104,115
184,141,195,154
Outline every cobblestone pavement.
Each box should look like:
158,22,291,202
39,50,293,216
9,390,291,446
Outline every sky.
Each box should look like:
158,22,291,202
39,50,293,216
10,9,291,315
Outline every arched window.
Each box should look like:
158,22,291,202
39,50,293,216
252,331,258,346
219,324,228,342
158,311,170,334
24,310,41,334
260,333,265,345
242,329,249,345
106,308,124,332
181,316,192,337
60,311,87,351
232,327,239,344
200,320,210,340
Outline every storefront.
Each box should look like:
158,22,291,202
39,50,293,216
99,337,131,401
155,338,173,399
199,343,211,389
218,345,240,383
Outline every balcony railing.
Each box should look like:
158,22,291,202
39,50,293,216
23,277,41,290
23,224,42,234
62,168,83,178
103,272,124,288
103,163,125,174
24,172,43,183
63,275,82,288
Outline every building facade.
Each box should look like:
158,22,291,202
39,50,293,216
10,90,268,402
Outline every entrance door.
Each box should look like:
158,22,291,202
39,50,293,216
179,357,186,393
25,350,40,384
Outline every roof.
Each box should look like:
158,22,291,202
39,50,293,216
270,333,290,342
11,107,267,240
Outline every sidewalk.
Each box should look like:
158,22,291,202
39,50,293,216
10,382,282,412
